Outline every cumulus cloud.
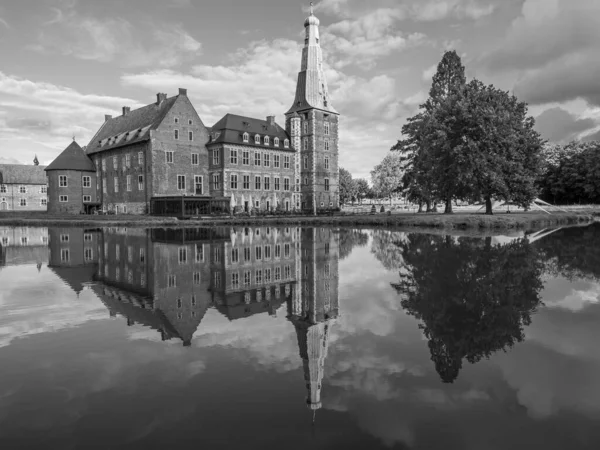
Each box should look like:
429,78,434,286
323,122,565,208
0,71,140,163
29,6,201,68
534,107,598,143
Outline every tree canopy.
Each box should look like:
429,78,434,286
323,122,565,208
370,152,404,203
339,167,357,206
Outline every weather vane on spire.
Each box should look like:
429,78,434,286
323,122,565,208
310,2,314,15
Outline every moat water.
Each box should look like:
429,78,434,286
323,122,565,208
1,224,600,449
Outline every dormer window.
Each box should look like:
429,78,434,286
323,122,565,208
254,134,260,145
174,118,179,124
274,137,279,147
284,139,289,148
264,136,270,145
243,132,249,143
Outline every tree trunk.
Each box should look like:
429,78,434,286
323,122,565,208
432,203,438,213
444,198,453,214
418,201,423,213
484,236,492,251
485,196,493,215
425,200,432,213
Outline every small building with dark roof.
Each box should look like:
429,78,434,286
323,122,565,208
207,113,297,212
0,162,48,211
45,141,98,214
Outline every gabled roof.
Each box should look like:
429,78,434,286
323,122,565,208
45,141,95,172
86,95,179,155
208,113,294,151
0,164,47,185
49,265,97,294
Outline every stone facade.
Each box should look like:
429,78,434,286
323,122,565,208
0,164,48,211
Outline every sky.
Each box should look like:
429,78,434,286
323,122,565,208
1,0,600,180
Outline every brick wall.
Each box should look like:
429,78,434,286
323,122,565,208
151,95,210,200
210,143,296,211
48,227,98,268
47,170,97,214
0,183,47,211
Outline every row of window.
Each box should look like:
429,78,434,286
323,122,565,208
176,243,293,265
209,149,292,168
59,247,95,263
302,121,331,136
58,175,92,188
102,152,145,172
241,133,289,148
1,236,49,246
14,198,48,207
213,174,292,191
230,267,293,289
174,118,193,126
302,137,333,151
0,185,47,194
102,175,145,194
58,233,94,243
303,155,330,169
57,195,93,203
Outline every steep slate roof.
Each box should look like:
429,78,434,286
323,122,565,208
208,113,294,151
49,265,97,295
86,95,179,155
45,141,96,172
0,164,47,185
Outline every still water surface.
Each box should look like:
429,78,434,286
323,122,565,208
1,224,600,449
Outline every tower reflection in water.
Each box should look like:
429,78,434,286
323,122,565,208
46,225,339,414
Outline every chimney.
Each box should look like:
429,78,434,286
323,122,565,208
104,114,112,122
266,115,275,126
178,88,187,96
156,93,167,105
122,106,131,116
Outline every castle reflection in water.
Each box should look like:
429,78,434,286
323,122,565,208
2,225,340,413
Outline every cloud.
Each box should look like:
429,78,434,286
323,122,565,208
534,107,598,143
409,0,496,21
30,7,201,68
0,71,140,163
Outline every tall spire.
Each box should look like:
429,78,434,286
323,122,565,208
286,5,337,114
33,155,39,166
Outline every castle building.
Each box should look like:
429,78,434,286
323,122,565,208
0,161,48,211
43,9,338,215
45,141,98,214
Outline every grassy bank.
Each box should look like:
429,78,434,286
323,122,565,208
0,210,594,230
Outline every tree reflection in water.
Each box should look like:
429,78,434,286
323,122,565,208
338,228,369,261
391,234,545,383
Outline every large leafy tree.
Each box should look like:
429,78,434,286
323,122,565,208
392,235,544,383
338,229,369,260
370,152,404,205
339,167,357,206
354,178,370,204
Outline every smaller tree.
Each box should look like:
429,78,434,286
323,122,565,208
354,178,370,204
339,167,357,206
371,153,404,205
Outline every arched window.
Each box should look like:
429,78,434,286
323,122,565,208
284,139,289,148
255,134,260,144
264,136,270,145
242,132,249,143
274,137,279,147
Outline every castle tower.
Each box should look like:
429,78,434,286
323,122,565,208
286,4,340,213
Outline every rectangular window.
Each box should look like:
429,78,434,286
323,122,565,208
230,149,238,164
193,272,201,285
275,244,281,259
303,121,308,134
255,176,261,190
212,174,220,190
274,154,280,168
40,198,47,206
138,175,144,191
264,245,271,260
140,248,146,263
125,154,131,168
19,186,26,194
242,151,249,165
41,186,47,194
189,131,193,141
264,153,270,167
254,152,261,166
243,175,250,190
244,247,251,262
285,265,291,279
274,177,280,191
231,272,240,290
174,129,179,140
230,174,238,190
138,151,144,165
244,270,251,286
303,156,308,169
231,248,239,263
284,178,290,191
102,159,107,172
179,247,187,264
177,175,186,191
284,243,290,258
168,275,176,288
102,178,107,194
126,175,132,192
265,268,272,283
59,195,68,202
196,243,204,262
325,157,329,170
192,153,199,165
283,155,290,169
264,177,270,190
325,178,330,191
83,195,91,202
59,175,68,187
166,151,174,163
325,139,330,151
275,266,281,281
84,248,93,262
19,198,27,206
256,246,262,261
325,122,330,135
304,177,309,185
113,156,118,170
303,137,308,150
255,269,263,284
194,176,203,195
61,249,70,262
114,177,119,193
213,149,220,165
214,272,221,288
